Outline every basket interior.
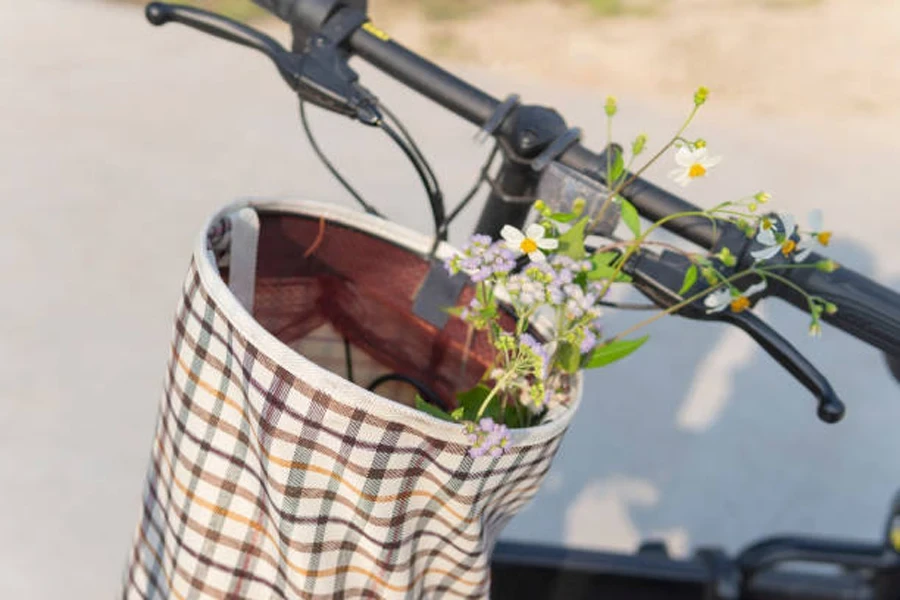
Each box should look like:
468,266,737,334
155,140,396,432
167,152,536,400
216,210,502,410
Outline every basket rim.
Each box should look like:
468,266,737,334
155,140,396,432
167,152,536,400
195,198,582,449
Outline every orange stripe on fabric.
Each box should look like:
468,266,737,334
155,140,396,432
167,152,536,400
163,449,484,593
172,355,486,594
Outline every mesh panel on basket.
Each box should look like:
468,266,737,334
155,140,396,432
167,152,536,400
241,212,504,408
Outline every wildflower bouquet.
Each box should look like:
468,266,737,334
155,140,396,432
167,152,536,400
432,88,837,457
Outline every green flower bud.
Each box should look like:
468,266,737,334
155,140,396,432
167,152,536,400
694,86,710,106
694,138,707,149
748,203,758,213
717,247,737,267
701,266,719,285
572,197,587,216
825,302,838,315
808,321,823,337
604,96,618,117
816,259,839,273
632,133,647,156
754,191,772,204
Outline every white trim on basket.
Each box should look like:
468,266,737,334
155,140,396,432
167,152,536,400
194,198,582,449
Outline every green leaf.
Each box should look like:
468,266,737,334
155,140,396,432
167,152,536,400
592,251,618,267
555,342,582,374
456,384,496,421
619,198,642,238
504,403,523,429
549,212,577,223
587,252,632,283
609,151,625,184
557,217,589,259
584,336,650,369
678,264,698,296
415,395,455,422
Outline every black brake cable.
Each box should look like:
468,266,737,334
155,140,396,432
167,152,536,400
299,100,383,216
377,119,447,239
427,143,501,258
377,102,443,201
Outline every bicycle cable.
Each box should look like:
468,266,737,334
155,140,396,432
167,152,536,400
299,100,383,216
377,119,447,239
427,143,501,258
377,102,443,205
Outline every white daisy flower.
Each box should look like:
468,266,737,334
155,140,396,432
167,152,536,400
668,146,722,187
751,212,800,262
788,209,834,263
807,208,833,247
704,279,768,314
501,224,558,263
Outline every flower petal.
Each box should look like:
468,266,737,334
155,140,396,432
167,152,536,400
744,279,768,298
702,155,722,168
670,169,691,186
779,212,796,238
704,288,730,310
537,238,559,250
501,225,524,248
807,209,824,232
751,245,781,261
794,244,813,263
756,227,777,246
675,146,695,167
528,250,546,262
525,223,546,240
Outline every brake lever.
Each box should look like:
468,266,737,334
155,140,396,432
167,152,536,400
624,248,845,424
146,2,379,124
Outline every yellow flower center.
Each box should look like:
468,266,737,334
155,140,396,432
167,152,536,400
730,296,751,313
817,231,832,246
688,163,707,179
520,238,538,254
781,239,796,256
761,217,774,230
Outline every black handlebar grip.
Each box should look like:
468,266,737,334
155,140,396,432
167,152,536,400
774,251,900,357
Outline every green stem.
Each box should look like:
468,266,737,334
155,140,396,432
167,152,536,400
604,269,756,343
751,268,822,312
476,371,516,419
595,210,719,300
590,105,701,230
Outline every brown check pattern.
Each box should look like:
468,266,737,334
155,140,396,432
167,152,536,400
122,204,576,599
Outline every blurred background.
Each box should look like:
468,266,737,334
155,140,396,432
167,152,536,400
2,0,900,597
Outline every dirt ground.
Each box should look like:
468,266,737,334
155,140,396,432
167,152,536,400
365,0,900,139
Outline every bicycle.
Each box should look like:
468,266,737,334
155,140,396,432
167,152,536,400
133,1,900,598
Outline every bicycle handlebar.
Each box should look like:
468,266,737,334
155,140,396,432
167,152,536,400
253,0,900,357
349,21,900,357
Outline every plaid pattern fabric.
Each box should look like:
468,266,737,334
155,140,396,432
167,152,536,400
122,202,579,599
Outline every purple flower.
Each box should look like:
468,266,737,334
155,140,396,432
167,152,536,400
580,329,597,353
465,418,511,458
446,235,516,281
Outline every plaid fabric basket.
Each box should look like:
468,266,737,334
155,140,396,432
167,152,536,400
122,201,581,599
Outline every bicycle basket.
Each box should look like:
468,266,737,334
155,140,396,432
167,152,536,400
122,200,581,599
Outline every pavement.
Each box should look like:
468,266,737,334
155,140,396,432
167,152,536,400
3,1,900,598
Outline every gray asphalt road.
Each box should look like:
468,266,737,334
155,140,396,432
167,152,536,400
3,1,900,598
